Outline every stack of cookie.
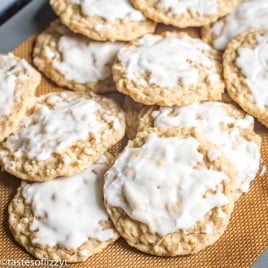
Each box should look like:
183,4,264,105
1,0,267,263
0,53,126,261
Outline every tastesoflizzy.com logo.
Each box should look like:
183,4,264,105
0,259,67,267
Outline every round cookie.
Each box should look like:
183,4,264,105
131,0,240,28
0,91,125,182
123,96,151,139
202,0,268,51
113,32,225,106
33,20,123,94
9,154,119,262
49,0,156,42
137,102,261,200
0,54,41,142
223,30,268,128
104,127,236,256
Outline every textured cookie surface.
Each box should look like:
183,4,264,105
49,0,156,41
202,0,268,50
104,127,236,256
9,154,119,262
0,91,125,181
137,102,261,200
33,20,123,94
0,54,40,141
223,30,268,128
131,0,240,28
113,32,224,106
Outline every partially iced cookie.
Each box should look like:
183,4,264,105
49,0,156,41
113,32,224,106
0,91,125,181
202,0,268,50
138,102,261,199
131,0,240,28
33,20,123,93
104,127,236,256
223,29,268,128
0,54,40,141
9,154,119,262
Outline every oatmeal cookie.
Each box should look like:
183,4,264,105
201,0,268,50
9,154,119,262
33,20,123,94
223,29,268,127
131,0,240,28
49,0,156,41
0,54,40,141
0,91,125,181
113,32,224,106
137,102,261,200
104,127,236,256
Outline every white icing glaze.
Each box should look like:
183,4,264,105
212,0,268,50
79,248,90,257
0,54,32,116
236,34,268,109
104,134,229,235
158,0,217,15
207,149,221,162
204,223,213,234
151,102,260,193
69,0,145,21
22,155,114,249
217,208,227,219
0,72,16,115
118,34,221,88
47,28,123,83
5,93,120,161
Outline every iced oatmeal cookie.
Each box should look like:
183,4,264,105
223,29,268,128
0,54,40,141
33,20,123,94
131,0,240,28
0,91,125,181
49,0,156,41
104,127,236,256
113,32,224,106
202,0,268,50
137,102,261,200
9,154,119,262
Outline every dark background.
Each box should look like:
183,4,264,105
0,0,32,25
